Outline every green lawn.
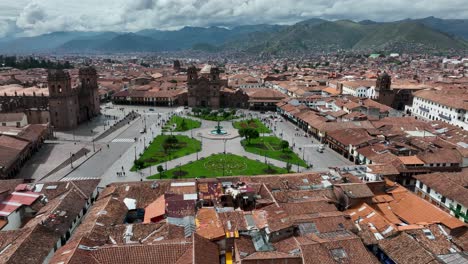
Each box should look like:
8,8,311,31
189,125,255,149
163,116,201,132
131,135,201,171
242,136,307,167
233,118,271,133
148,153,288,179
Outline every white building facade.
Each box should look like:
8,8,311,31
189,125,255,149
406,94,467,130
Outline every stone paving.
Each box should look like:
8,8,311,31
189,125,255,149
31,106,353,188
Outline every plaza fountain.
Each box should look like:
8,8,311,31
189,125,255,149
210,120,227,135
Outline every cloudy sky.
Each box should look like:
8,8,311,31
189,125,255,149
1,0,467,37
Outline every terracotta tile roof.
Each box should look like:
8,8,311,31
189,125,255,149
0,225,61,264
195,208,225,240
417,148,462,164
414,89,468,109
404,224,454,255
387,185,465,230
414,171,468,207
335,183,375,199
90,240,193,264
346,203,398,238
299,231,379,264
378,232,438,264
327,128,374,146
398,155,425,165
143,195,165,223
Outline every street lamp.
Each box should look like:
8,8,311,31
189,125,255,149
223,139,227,154
70,152,74,168
134,146,137,161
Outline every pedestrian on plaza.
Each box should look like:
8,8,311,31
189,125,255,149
123,172,126,176
122,166,124,171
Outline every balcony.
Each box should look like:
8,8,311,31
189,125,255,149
439,113,451,121
419,106,429,113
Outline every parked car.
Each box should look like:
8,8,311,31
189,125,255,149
149,108,155,111
317,144,325,153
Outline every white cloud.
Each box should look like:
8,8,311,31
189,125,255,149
0,0,467,36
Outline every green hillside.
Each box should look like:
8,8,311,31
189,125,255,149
353,21,468,51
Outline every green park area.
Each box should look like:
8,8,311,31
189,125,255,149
191,108,239,121
233,118,271,134
162,116,201,132
241,136,307,167
148,153,288,179
132,135,201,171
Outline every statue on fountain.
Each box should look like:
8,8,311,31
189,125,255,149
216,120,222,134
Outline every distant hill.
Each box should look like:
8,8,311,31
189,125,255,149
0,17,467,54
353,21,468,51
413,16,468,40
224,20,468,54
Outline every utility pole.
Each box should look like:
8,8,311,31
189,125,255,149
92,138,95,152
70,152,74,168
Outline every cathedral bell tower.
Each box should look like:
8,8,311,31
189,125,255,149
78,66,100,117
48,69,78,130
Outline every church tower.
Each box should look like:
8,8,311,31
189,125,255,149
376,71,391,91
375,71,394,107
78,66,100,118
48,69,79,130
187,66,198,84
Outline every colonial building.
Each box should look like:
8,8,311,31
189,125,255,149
186,65,248,109
48,67,100,130
406,88,468,130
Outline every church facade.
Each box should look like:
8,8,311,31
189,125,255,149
48,67,100,130
186,65,248,109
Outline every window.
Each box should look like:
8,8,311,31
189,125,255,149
16,122,20,128
1,123,5,126
441,196,446,203
418,181,423,189
427,187,431,194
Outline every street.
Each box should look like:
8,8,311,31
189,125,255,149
28,104,352,187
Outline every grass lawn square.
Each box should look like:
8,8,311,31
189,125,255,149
148,153,288,179
233,118,271,133
242,136,307,167
163,116,201,132
131,135,201,171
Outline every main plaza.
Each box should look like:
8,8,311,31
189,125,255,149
19,103,352,187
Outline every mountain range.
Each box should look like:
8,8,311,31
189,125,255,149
0,17,467,54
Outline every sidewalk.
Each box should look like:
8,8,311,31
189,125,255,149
98,120,307,187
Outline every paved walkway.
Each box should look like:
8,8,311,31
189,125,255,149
98,115,308,186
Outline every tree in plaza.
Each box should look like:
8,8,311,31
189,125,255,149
165,135,178,145
239,128,259,144
180,119,188,131
134,160,144,170
201,108,211,116
157,165,164,178
280,140,289,152
192,107,201,116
